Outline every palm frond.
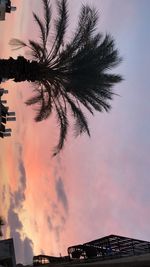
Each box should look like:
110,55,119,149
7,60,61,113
34,88,52,121
52,96,68,156
33,12,47,48
34,98,49,121
28,40,45,61
25,93,42,106
43,0,51,40
48,0,68,62
63,93,90,137
71,5,98,50
9,39,27,50
78,5,98,37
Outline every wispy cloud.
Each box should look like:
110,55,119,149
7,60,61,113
12,144,27,208
47,215,53,231
55,177,69,213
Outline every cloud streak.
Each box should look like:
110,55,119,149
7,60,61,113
55,177,69,213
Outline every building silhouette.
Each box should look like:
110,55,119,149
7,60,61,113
1,235,150,266
0,88,16,138
33,234,150,267
0,0,16,21
0,239,16,267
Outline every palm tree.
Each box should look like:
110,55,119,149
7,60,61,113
0,216,5,238
1,0,122,155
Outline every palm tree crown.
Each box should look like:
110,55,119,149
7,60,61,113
10,0,122,155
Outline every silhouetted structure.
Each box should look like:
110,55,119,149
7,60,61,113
68,234,150,260
0,0,16,21
0,239,16,267
33,235,150,266
33,255,70,266
0,88,16,138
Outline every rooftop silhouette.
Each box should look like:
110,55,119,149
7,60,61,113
0,88,16,138
0,0,16,21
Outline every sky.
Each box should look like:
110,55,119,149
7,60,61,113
0,0,150,265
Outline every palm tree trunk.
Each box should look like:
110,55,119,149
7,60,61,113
0,56,40,82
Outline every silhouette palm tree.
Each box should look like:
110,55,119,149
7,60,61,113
0,216,5,238
1,0,122,155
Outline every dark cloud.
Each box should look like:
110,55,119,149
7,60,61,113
52,158,69,244
13,190,25,209
17,145,26,188
23,237,33,263
12,231,24,264
47,202,67,244
12,232,33,265
7,144,33,265
8,204,33,265
18,156,26,190
47,213,66,244
55,177,69,213
8,209,22,232
13,144,27,208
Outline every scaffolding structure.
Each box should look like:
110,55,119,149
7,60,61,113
68,234,150,260
33,235,150,266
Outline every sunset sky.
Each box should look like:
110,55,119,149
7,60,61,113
0,0,150,265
